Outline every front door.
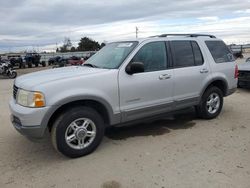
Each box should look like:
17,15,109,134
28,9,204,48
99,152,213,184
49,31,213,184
118,41,174,122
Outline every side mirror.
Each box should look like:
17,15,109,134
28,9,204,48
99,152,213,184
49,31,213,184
126,62,144,75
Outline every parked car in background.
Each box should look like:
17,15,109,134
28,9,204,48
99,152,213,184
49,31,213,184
232,49,244,59
48,56,62,66
9,34,237,158
8,55,25,69
238,59,250,88
229,45,244,59
50,57,69,68
68,56,85,66
25,53,46,68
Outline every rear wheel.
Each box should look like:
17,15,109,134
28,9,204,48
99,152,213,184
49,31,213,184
51,106,105,158
8,71,17,79
196,86,223,119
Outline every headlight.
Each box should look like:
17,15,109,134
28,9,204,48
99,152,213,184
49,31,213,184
17,89,46,108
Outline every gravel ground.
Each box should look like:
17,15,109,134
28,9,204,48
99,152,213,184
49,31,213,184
0,63,250,188
14,66,51,76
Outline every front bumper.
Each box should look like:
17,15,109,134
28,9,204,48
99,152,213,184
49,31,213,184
11,115,47,138
9,99,50,139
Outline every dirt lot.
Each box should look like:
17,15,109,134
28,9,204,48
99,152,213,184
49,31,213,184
0,65,250,188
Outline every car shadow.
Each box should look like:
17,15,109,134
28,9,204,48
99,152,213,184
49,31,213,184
105,107,197,140
4,107,197,164
237,88,250,93
0,75,14,79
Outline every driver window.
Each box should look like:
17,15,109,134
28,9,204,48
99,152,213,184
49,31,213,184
131,42,167,72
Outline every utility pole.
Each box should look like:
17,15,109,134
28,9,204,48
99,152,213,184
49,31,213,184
136,26,138,38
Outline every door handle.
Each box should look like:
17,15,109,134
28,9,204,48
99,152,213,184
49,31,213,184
159,74,171,80
200,68,209,74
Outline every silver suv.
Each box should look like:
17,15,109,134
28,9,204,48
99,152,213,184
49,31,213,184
9,34,238,158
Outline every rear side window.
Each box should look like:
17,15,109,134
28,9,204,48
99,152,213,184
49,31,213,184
205,41,234,63
171,41,204,68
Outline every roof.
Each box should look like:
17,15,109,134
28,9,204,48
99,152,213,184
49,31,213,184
112,34,220,44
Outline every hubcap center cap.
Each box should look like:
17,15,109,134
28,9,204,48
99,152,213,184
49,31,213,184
76,128,87,139
211,100,217,108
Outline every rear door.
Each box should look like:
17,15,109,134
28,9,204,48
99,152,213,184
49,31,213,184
170,40,210,108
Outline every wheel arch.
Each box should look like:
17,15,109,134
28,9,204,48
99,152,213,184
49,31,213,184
42,96,120,132
200,78,228,98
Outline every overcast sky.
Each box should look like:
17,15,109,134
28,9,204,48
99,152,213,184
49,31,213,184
0,0,250,52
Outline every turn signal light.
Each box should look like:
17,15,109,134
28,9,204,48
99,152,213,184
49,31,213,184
34,92,45,107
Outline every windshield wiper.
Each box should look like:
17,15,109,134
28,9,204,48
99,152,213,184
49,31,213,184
83,63,99,68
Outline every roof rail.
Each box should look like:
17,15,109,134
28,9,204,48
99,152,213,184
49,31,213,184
150,34,216,38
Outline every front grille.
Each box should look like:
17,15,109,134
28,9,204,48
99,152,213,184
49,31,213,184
13,85,18,100
238,71,250,79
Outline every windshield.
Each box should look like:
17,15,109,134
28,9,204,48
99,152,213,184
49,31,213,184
84,41,138,69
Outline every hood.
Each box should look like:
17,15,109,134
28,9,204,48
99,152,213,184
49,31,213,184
238,63,250,71
15,66,109,89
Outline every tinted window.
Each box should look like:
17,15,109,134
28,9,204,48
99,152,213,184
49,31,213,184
205,41,234,63
171,41,195,68
131,42,167,72
191,41,204,65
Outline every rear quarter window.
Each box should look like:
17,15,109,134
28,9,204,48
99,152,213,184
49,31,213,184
191,41,204,66
205,41,234,63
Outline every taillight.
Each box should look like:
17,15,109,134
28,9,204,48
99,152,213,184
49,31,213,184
234,64,239,79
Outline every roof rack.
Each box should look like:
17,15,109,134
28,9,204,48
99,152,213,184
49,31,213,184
150,34,216,38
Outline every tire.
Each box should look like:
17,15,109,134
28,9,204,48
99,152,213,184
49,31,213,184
28,62,32,68
8,71,17,79
196,86,223,119
42,61,46,67
51,106,105,158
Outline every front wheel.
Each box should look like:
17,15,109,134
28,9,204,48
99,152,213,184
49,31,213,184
51,106,105,158
196,86,223,119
